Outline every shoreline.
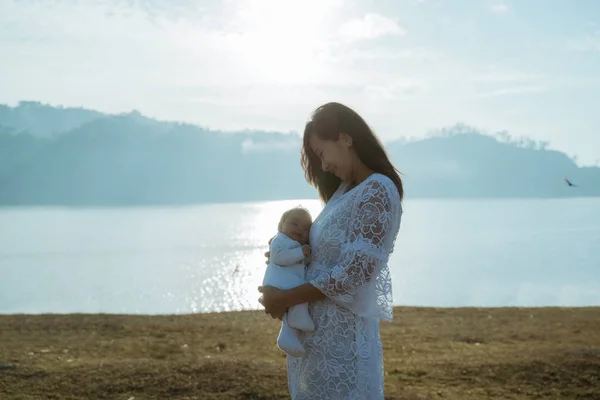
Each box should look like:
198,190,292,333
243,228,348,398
2,195,600,209
3,304,600,316
1,306,599,399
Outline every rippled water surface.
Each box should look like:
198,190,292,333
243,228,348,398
1,198,599,314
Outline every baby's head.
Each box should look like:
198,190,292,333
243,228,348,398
278,207,312,244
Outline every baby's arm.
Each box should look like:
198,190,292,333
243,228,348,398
271,246,305,266
271,240,307,266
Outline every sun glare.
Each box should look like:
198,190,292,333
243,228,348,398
246,199,323,243
228,0,339,83
233,199,323,310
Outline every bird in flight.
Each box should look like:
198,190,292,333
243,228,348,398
564,178,577,187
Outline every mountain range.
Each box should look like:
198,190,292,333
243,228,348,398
1,101,598,205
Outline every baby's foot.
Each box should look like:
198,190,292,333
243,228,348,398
277,331,305,358
287,307,315,332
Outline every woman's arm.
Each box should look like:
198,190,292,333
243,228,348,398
285,282,326,305
312,180,395,290
258,283,325,320
260,178,401,320
308,178,400,320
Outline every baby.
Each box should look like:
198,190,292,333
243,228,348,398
262,206,315,358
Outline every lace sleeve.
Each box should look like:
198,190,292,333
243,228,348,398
309,178,401,321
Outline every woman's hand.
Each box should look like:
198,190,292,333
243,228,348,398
302,245,311,258
258,285,288,320
264,235,274,264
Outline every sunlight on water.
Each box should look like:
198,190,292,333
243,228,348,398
234,199,322,248
208,199,323,312
0,198,599,314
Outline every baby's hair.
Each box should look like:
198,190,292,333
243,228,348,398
278,206,312,231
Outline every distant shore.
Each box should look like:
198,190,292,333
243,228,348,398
2,195,600,208
1,307,599,399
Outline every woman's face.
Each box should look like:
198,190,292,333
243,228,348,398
308,133,353,181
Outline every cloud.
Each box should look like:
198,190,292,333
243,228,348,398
477,85,546,98
341,47,440,62
472,70,543,83
364,80,425,100
569,30,600,53
241,138,299,153
490,2,509,14
339,13,406,40
471,67,546,98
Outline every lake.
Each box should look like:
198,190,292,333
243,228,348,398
1,198,599,314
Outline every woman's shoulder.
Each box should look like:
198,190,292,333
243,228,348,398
364,173,399,196
369,173,393,186
358,173,403,211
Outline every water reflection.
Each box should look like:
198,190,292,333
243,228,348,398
0,198,599,314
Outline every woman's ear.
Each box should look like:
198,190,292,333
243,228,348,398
339,132,352,148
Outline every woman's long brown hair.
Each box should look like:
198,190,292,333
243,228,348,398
301,102,404,203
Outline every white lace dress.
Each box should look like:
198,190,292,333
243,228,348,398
287,173,403,399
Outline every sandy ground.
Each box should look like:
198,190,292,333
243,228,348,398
1,306,599,399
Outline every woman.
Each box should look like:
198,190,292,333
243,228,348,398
258,102,403,399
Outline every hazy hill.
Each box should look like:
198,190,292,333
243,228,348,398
0,101,104,137
0,102,598,205
390,126,589,198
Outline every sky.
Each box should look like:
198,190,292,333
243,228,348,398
1,0,599,165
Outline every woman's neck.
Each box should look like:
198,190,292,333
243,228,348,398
347,163,374,189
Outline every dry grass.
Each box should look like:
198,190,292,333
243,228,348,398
1,307,599,399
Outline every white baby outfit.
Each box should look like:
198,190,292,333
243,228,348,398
262,232,315,357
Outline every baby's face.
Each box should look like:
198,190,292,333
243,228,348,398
280,211,312,244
